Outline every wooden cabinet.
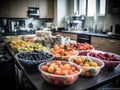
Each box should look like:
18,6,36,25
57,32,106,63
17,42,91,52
0,0,54,18
9,0,28,18
28,0,39,7
39,0,54,18
91,36,120,55
52,32,77,41
0,0,9,17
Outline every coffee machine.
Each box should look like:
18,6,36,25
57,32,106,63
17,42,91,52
65,15,85,31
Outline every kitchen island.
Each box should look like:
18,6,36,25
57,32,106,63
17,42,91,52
6,40,120,90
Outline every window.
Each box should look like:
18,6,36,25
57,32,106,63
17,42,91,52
74,0,106,17
79,0,86,15
99,0,106,15
87,0,96,16
87,0,106,17
74,0,86,15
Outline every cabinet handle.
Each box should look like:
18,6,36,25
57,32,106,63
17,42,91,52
110,40,115,43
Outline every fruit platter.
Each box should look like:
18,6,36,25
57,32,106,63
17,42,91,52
87,50,120,70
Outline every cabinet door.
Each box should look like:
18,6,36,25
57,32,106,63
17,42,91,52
9,0,28,18
91,36,120,55
91,36,106,51
62,33,77,41
39,0,54,18
47,0,54,18
28,0,39,7
104,38,120,55
0,0,9,17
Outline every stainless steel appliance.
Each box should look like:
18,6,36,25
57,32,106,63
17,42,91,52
8,20,19,32
28,7,40,17
77,34,91,44
65,15,85,31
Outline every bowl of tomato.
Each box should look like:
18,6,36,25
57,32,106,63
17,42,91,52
72,42,94,55
38,60,82,86
69,56,104,77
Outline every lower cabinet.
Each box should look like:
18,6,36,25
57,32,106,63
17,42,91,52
91,36,120,55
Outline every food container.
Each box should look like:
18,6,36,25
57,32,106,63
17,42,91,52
79,48,94,56
17,43,48,52
15,50,54,70
87,50,120,70
69,56,104,77
72,42,94,55
53,50,79,61
38,60,82,86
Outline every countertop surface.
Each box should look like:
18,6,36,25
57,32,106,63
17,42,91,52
52,30,120,40
1,30,120,40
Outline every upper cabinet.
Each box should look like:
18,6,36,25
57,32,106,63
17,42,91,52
0,0,9,17
0,0,54,18
39,0,54,18
108,0,120,14
28,0,39,7
9,0,28,18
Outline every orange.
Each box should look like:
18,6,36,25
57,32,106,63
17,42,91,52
48,66,55,74
41,65,48,72
60,45,64,49
70,66,76,72
54,45,60,50
59,49,64,55
63,64,71,70
66,76,74,82
55,70,61,75
60,70,68,75
75,58,82,64
55,61,61,66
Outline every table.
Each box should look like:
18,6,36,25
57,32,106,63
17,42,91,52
7,43,120,90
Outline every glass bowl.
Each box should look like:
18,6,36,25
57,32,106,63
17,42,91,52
38,60,82,86
15,50,54,70
79,48,94,56
53,50,79,61
69,56,104,77
87,50,120,70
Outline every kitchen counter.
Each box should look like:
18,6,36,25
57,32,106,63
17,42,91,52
1,30,35,36
6,41,120,90
52,30,120,40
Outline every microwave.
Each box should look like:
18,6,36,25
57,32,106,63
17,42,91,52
28,7,40,16
112,24,120,36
